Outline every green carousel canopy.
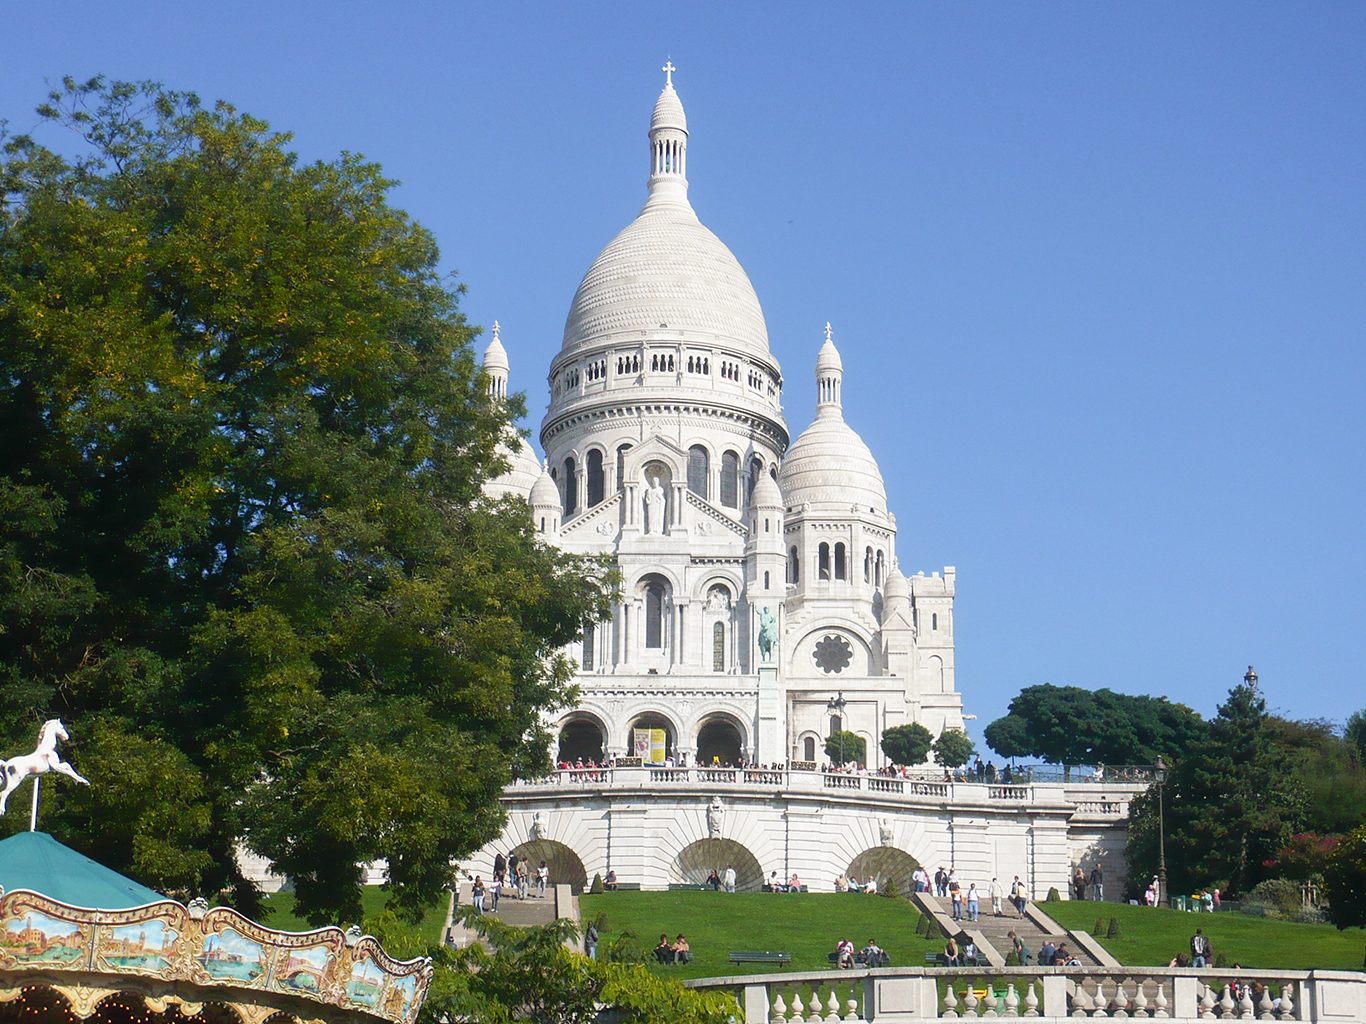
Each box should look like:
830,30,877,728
0,832,164,910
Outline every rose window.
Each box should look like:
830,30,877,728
812,634,853,674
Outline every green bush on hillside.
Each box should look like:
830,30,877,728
1092,917,1105,936
590,873,605,894
1046,887,1061,902
1107,917,1122,939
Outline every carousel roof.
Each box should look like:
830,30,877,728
0,830,165,909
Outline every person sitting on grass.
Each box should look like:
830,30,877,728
835,873,849,893
671,933,691,964
654,934,674,964
864,875,878,894
846,874,859,893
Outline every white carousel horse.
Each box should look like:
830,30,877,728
0,718,90,815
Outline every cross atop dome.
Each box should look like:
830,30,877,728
663,60,675,87
825,322,833,343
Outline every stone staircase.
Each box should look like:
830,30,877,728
448,882,576,949
914,892,1114,968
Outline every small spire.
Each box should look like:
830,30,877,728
492,320,501,342
663,60,675,87
825,322,833,343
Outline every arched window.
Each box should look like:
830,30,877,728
586,450,604,507
763,570,770,590
616,444,632,491
720,451,740,508
646,584,665,649
687,445,709,498
788,546,799,584
582,626,594,671
804,736,816,762
876,550,885,587
932,613,938,631
712,621,725,672
864,547,873,583
747,456,763,503
835,543,847,581
818,543,831,580
829,715,842,735
563,458,577,514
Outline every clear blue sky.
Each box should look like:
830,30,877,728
5,2,1363,741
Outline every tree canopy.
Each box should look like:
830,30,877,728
0,78,612,924
881,723,933,767
824,730,865,766
983,684,1207,766
932,728,975,769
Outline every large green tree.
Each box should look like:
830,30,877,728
881,723,933,767
0,78,611,924
1125,681,1303,897
983,684,1207,766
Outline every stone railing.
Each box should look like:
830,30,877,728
687,965,1365,1022
508,768,1145,817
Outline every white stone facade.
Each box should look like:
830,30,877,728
470,68,1137,893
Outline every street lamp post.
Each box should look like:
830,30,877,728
827,691,847,766
1155,755,1168,908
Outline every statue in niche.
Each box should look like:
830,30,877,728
706,585,731,612
879,818,894,847
758,606,777,664
707,797,724,839
644,475,667,534
528,811,546,841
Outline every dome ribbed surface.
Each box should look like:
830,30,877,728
485,432,541,501
530,464,561,507
561,205,771,362
651,85,687,133
751,470,783,508
779,415,887,512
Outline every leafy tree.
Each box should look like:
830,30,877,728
1264,717,1366,835
932,728,976,769
1344,708,1366,764
881,722,933,766
0,78,612,923
824,730,865,765
1323,822,1366,931
983,714,1029,760
983,684,1206,766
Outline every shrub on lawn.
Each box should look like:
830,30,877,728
590,873,605,894
1106,917,1122,939
1214,953,1227,968
1046,887,1061,902
1092,917,1105,936
1245,878,1303,920
881,878,899,898
914,914,927,935
1004,950,1020,966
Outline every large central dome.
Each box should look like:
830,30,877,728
557,71,773,365
561,207,771,361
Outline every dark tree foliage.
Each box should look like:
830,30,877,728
932,728,975,769
881,723,934,767
824,730,866,766
1264,717,1366,835
983,684,1207,765
0,78,613,924
1323,822,1366,931
1344,708,1366,765
1125,681,1303,898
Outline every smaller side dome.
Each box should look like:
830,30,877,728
651,62,687,133
530,462,562,508
815,322,842,373
751,469,782,508
883,565,909,602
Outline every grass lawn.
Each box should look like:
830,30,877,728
581,891,945,980
257,887,448,946
1042,901,1366,973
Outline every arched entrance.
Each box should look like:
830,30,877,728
696,716,744,767
627,713,675,763
673,838,764,892
847,846,922,898
557,715,605,763
511,838,589,894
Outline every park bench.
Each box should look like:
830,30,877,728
925,952,949,967
730,951,792,965
667,883,710,890
604,882,641,891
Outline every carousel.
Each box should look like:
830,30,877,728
0,722,432,1024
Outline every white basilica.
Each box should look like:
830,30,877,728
484,67,966,771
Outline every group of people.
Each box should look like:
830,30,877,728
833,937,889,968
941,935,982,966
470,852,550,912
1001,931,1081,967
969,756,1025,785
703,866,739,891
764,870,804,892
833,873,880,894
555,757,608,781
653,932,691,964
1070,866,1105,901
913,866,1031,919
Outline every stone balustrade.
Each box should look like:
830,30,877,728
509,767,1142,817
686,966,1366,1022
